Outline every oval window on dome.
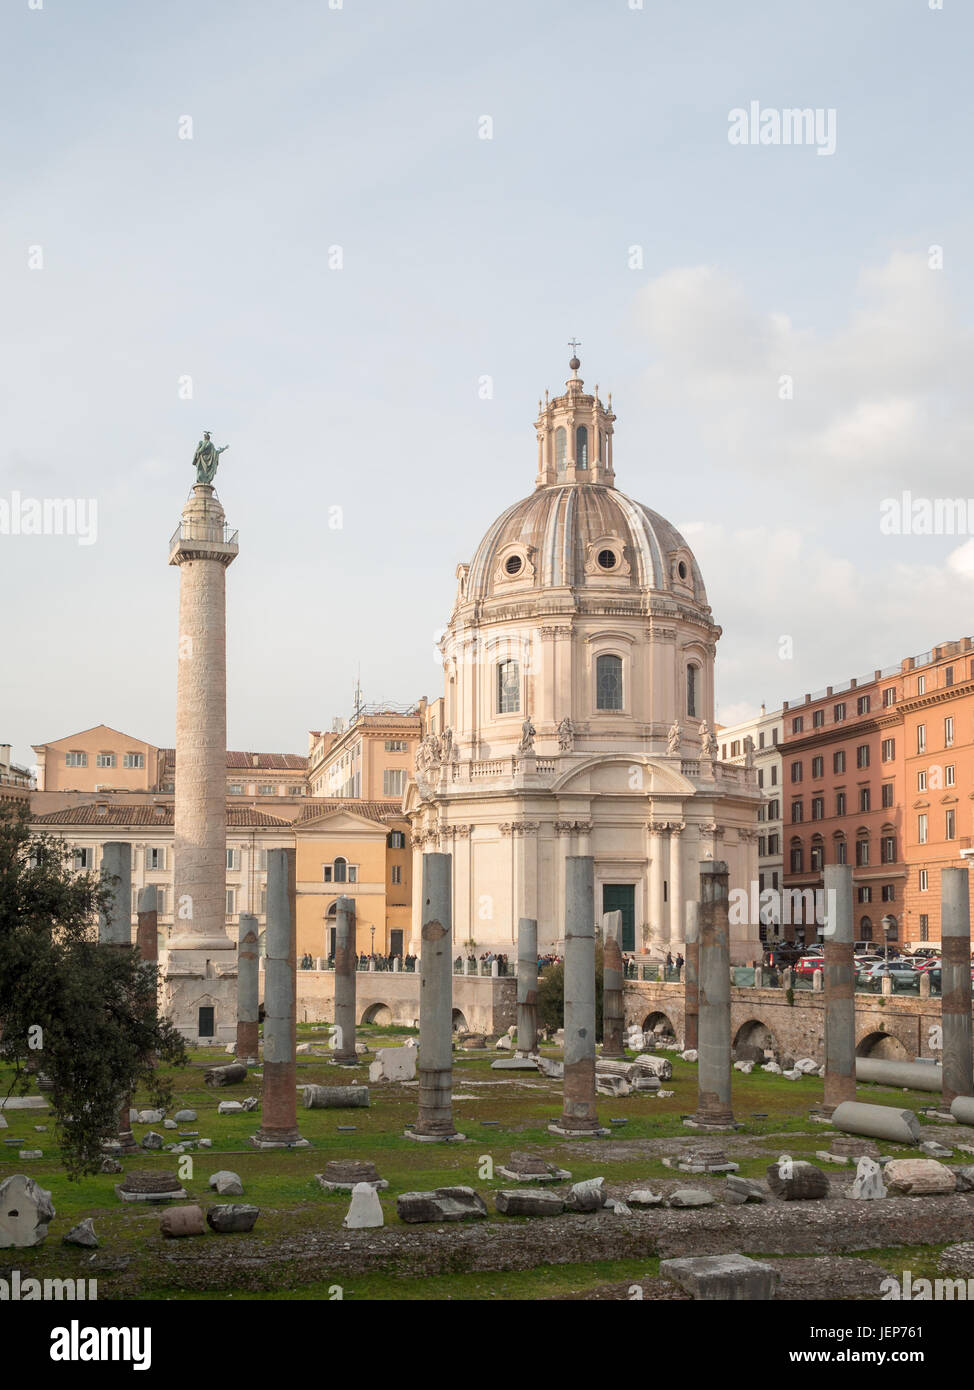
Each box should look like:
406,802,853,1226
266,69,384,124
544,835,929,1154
597,548,617,571
504,554,523,576
678,560,688,580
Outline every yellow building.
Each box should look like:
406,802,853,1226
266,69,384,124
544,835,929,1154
308,707,423,800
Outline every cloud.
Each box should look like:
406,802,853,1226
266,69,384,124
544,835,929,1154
635,252,974,492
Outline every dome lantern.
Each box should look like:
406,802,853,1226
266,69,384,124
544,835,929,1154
535,347,616,489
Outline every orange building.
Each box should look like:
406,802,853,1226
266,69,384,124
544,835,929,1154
781,636,974,950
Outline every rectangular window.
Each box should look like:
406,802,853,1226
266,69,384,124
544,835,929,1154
384,740,408,752
772,728,779,745
387,830,406,849
812,756,824,778
856,745,870,769
226,848,239,871
813,709,825,728
258,783,276,795
257,849,268,871
758,835,767,857
881,836,896,863
323,865,332,882
918,769,927,791
946,808,956,840
881,738,895,762
65,751,88,767
882,687,896,707
945,666,954,687
383,768,406,797
757,769,764,788
833,702,846,722
731,740,741,757
770,765,778,786
833,750,846,774
791,761,803,783
758,731,765,748
945,716,954,747
791,801,803,823
918,814,928,845
836,840,847,865
228,783,244,795
812,797,824,820
792,717,804,734
225,889,236,916
767,799,779,820
810,845,823,871
391,865,403,885
946,765,956,787
790,846,803,872
858,886,872,903
881,782,894,808
859,787,870,812
881,884,895,902
347,865,358,884
767,833,779,855
497,659,520,714
857,695,870,715
146,847,165,871
73,847,93,870
122,752,145,769
835,791,846,816
919,913,929,940
919,869,929,892
856,839,869,866
917,675,926,694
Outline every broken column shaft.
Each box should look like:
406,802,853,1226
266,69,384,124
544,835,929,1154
941,867,974,1109
689,860,734,1129
684,900,699,1051
333,896,358,1064
601,909,625,1059
235,912,259,1064
823,864,855,1116
515,916,539,1058
252,849,307,1148
408,853,463,1141
550,856,606,1137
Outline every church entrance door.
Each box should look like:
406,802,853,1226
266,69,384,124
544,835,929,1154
602,883,635,952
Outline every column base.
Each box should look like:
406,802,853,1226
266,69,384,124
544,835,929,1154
331,1054,367,1066
683,1116,738,1132
116,1132,140,1155
547,1121,611,1138
491,1057,540,1071
250,1131,310,1149
404,1129,466,1143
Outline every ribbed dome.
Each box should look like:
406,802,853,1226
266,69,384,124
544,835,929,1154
464,483,708,607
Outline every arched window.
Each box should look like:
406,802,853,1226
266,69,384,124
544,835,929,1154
576,426,588,468
333,857,347,883
860,916,873,941
596,654,623,710
555,427,566,470
497,659,520,714
686,664,699,718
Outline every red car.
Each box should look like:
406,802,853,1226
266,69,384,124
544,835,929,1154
792,955,824,979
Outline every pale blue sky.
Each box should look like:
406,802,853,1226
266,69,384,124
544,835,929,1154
2,0,972,767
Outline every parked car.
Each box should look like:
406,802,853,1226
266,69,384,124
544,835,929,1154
911,946,941,960
914,956,942,973
856,959,920,988
793,955,824,979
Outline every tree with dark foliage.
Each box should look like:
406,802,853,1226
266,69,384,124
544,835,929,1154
0,803,187,1177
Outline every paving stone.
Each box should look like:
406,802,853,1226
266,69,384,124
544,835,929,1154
661,1253,780,1300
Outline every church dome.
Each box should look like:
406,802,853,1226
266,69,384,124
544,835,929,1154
465,483,708,606
457,355,709,613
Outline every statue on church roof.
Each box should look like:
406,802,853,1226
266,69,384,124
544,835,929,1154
557,716,574,752
667,719,682,755
192,432,230,485
517,716,536,754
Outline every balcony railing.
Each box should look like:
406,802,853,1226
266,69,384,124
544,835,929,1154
169,521,239,549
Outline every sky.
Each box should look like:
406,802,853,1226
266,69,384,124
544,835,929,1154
2,0,972,769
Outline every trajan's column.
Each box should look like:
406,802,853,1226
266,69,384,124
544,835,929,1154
162,433,239,1044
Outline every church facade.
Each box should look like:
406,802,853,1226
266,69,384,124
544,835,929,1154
404,355,762,963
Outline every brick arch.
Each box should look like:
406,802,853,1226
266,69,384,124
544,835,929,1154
733,1018,777,1056
361,1002,392,1026
641,1009,677,1040
452,1008,469,1031
855,1027,910,1060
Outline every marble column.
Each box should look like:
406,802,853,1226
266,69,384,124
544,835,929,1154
601,908,625,1058
822,865,855,1115
684,900,699,1051
941,867,973,1109
332,895,358,1064
550,856,607,1137
252,850,307,1148
689,861,734,1129
408,853,463,1141
668,824,684,951
98,842,132,945
515,916,539,1057
235,912,259,1064
647,825,666,958
136,883,158,964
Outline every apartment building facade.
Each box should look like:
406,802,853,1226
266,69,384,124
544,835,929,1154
718,704,784,937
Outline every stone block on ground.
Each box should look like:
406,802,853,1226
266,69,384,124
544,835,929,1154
667,1188,715,1207
536,1057,564,1079
883,1159,956,1196
850,1156,887,1200
0,1175,55,1248
566,1177,605,1212
396,1187,487,1223
140,1131,163,1150
206,1204,259,1234
595,1075,630,1098
920,1140,953,1159
173,1109,197,1123
660,1254,781,1300
725,1176,766,1203
494,1189,566,1217
317,1160,388,1192
160,1205,206,1237
953,1166,974,1193
208,1170,244,1196
136,1109,164,1124
628,1189,664,1207
367,1048,417,1083
217,1101,243,1115
204,1063,248,1087
681,1049,698,1062
343,1182,384,1228
496,1152,571,1184
765,1160,830,1200
632,1054,673,1080
62,1218,98,1248
302,1084,369,1109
